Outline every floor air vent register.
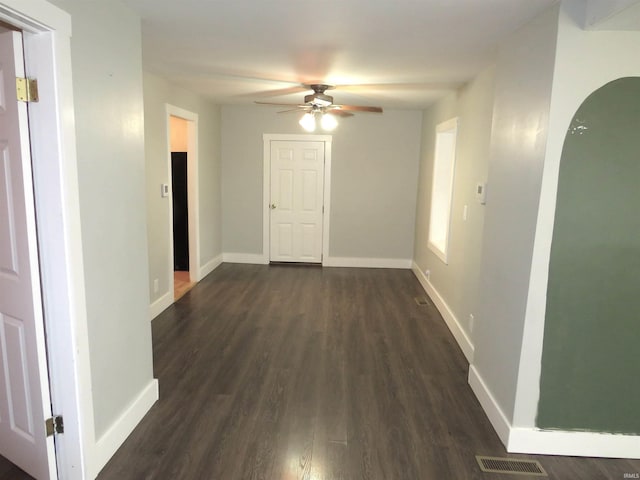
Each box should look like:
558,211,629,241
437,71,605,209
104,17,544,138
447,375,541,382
476,456,548,476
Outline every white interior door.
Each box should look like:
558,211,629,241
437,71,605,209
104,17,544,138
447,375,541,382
0,30,57,480
270,140,325,263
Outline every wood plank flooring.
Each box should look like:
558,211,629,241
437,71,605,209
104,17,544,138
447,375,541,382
174,270,195,301
94,264,640,480
5,263,636,479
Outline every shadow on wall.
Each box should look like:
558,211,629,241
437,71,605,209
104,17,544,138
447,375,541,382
537,77,640,434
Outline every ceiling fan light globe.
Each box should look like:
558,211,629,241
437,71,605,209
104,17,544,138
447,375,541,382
321,113,338,131
299,112,316,132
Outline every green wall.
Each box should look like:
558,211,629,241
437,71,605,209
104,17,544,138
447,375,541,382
537,77,640,434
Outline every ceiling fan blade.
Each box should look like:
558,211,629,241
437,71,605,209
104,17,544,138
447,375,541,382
329,110,354,118
278,108,310,114
255,101,306,107
337,82,462,92
251,85,309,98
332,104,383,113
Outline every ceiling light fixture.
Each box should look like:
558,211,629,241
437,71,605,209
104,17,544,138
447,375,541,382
299,112,316,132
320,113,338,131
299,110,338,132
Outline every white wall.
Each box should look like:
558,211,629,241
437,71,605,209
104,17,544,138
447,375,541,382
514,0,640,429
470,4,559,427
47,0,156,460
413,67,495,345
221,105,422,262
143,72,222,306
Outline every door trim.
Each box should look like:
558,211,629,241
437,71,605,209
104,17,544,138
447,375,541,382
262,134,332,264
0,1,94,478
165,105,200,294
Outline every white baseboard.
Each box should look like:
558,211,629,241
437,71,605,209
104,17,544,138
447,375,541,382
323,256,412,269
150,255,222,321
90,379,159,478
468,364,511,445
149,291,172,321
469,364,640,459
411,262,474,362
222,252,268,264
199,253,223,280
508,427,640,459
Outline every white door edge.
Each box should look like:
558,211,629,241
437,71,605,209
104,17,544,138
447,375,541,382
262,134,332,265
1,1,95,478
165,104,200,296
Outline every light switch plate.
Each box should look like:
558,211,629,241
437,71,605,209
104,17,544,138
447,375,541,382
161,183,169,197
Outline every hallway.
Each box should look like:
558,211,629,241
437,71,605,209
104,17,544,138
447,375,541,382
96,264,639,479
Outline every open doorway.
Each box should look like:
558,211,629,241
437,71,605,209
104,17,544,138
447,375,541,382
169,117,192,299
166,107,200,301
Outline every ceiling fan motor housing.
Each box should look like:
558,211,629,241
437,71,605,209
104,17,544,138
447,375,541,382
305,92,333,106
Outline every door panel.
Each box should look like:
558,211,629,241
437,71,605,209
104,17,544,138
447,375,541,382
276,223,293,258
0,31,56,480
277,168,293,211
270,141,325,263
0,150,19,275
300,223,317,258
302,170,318,211
2,314,34,436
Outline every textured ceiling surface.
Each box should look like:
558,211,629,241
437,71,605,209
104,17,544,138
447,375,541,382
122,0,559,109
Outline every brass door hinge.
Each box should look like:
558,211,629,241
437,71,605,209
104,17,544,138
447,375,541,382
45,416,64,437
16,77,39,103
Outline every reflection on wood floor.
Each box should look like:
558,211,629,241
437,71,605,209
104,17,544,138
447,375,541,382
174,270,194,301
92,264,639,479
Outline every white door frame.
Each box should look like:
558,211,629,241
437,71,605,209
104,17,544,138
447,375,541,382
165,104,200,294
0,1,94,478
263,134,332,264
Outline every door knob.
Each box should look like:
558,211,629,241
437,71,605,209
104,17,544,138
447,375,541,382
270,203,276,210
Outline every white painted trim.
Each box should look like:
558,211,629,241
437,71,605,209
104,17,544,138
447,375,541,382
412,262,474,362
199,254,223,280
0,0,70,34
150,254,223,321
2,2,94,478
149,291,173,321
222,253,269,265
468,365,511,445
321,139,332,263
263,134,332,264
262,137,271,264
324,257,412,269
469,365,640,459
508,427,640,460
90,380,159,478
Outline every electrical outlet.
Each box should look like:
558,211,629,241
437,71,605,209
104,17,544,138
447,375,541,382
153,278,159,293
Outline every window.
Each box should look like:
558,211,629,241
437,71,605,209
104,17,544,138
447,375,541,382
428,118,458,264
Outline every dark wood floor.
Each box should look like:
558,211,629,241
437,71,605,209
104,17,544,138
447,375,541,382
4,264,638,479
94,264,640,480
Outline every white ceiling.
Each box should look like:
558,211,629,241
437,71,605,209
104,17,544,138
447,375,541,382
122,0,560,109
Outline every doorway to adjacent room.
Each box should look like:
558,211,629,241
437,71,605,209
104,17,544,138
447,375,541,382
167,108,199,300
